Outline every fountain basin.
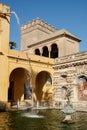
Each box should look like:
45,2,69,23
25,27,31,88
0,109,87,129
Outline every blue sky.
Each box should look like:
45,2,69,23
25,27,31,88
0,0,87,52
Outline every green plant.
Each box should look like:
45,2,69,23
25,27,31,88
9,41,16,49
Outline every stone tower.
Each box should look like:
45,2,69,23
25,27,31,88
21,18,81,58
21,18,58,51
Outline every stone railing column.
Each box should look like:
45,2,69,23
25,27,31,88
40,47,43,56
48,46,51,58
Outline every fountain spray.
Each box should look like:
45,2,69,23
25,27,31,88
10,11,20,29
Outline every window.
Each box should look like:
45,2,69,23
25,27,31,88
35,49,40,55
61,86,67,100
42,46,49,57
50,43,58,58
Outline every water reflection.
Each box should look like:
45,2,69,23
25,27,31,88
0,112,11,130
0,110,87,130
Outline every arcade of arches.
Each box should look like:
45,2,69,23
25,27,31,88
35,43,58,58
8,68,53,106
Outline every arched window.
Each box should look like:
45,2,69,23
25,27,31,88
61,86,67,100
35,49,40,55
50,43,58,58
42,46,49,57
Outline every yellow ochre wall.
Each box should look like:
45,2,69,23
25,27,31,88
0,3,54,106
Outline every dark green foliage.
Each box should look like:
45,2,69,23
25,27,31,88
9,41,16,49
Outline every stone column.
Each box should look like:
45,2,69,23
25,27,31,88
39,48,42,56
48,46,51,58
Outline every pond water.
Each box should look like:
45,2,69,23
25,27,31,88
0,109,87,130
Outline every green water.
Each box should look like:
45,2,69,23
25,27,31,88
0,109,87,130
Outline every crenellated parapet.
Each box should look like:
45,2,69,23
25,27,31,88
21,18,58,34
21,18,59,51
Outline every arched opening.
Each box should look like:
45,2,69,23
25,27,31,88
8,68,32,105
42,46,49,57
35,71,53,107
77,75,87,101
50,43,58,58
61,86,67,100
35,48,41,55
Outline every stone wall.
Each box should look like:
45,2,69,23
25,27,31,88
53,51,87,109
